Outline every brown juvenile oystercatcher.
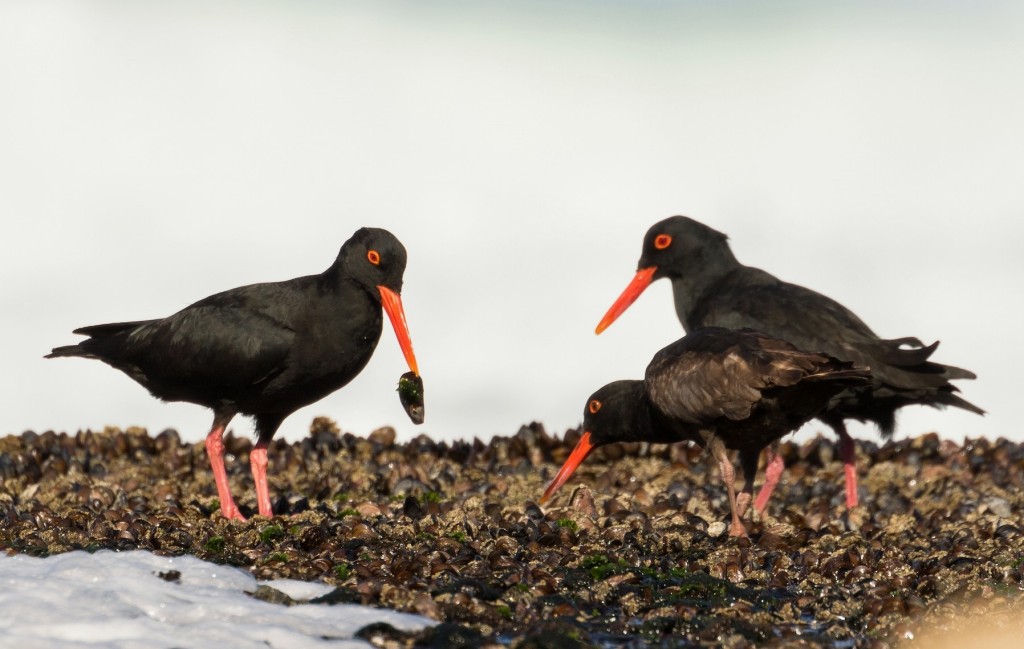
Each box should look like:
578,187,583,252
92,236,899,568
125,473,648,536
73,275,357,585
47,227,420,521
596,216,982,509
542,327,870,536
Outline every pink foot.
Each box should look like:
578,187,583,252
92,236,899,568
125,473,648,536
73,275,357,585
221,501,247,521
729,518,749,538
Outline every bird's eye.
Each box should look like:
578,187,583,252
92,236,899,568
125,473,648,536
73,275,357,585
654,234,672,250
367,250,381,265
588,399,602,414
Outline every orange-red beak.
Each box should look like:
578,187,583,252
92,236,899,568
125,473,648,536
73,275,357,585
595,266,657,334
378,285,419,376
540,431,595,504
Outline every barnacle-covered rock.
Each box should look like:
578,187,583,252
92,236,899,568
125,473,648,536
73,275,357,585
1,422,1023,646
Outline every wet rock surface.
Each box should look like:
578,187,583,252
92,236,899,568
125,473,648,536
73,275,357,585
1,419,1023,647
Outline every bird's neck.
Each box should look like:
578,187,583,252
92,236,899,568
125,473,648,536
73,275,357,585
628,396,693,445
318,271,374,302
669,249,741,330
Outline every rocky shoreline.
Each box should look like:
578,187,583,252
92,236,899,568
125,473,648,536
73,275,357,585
1,419,1022,647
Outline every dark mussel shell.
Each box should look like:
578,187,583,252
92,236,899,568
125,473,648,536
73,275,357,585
397,371,424,424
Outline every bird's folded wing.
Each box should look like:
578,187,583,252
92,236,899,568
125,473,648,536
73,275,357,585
123,304,295,390
645,349,766,425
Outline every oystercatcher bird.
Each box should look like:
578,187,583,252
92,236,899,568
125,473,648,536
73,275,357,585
47,227,420,520
596,216,982,509
542,327,870,536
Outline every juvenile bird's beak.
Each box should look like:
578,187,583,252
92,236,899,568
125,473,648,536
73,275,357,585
378,286,419,376
595,266,657,334
540,431,595,504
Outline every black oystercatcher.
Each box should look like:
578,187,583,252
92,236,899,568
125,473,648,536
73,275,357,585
542,327,870,537
596,216,982,509
47,227,420,520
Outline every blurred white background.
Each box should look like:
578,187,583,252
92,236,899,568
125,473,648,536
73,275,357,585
2,1,1020,446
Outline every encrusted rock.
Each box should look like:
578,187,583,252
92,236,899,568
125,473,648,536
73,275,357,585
1,423,1023,646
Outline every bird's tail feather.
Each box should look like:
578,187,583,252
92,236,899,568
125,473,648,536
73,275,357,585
876,338,976,380
938,364,977,381
935,390,986,416
46,319,155,360
45,344,89,359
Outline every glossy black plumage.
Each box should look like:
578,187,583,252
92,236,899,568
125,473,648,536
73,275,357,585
597,215,982,508
543,327,870,536
47,227,420,520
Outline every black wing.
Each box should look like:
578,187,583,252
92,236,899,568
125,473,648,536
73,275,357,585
690,268,974,391
58,281,312,398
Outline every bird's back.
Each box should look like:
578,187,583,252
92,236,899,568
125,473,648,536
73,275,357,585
678,265,981,431
645,327,870,450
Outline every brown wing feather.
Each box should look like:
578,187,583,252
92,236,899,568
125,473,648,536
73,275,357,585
645,327,858,426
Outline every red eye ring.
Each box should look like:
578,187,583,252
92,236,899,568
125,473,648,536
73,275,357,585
367,250,381,265
588,399,602,414
654,234,672,250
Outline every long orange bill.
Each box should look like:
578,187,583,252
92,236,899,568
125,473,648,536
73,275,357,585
540,431,595,504
378,285,420,377
595,266,657,334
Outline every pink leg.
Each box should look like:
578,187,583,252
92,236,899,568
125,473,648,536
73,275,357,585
250,439,273,518
754,445,786,513
839,430,859,508
205,416,245,521
707,437,747,538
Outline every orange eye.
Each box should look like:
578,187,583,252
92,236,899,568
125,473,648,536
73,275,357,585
367,250,381,265
654,234,672,250
588,399,602,414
